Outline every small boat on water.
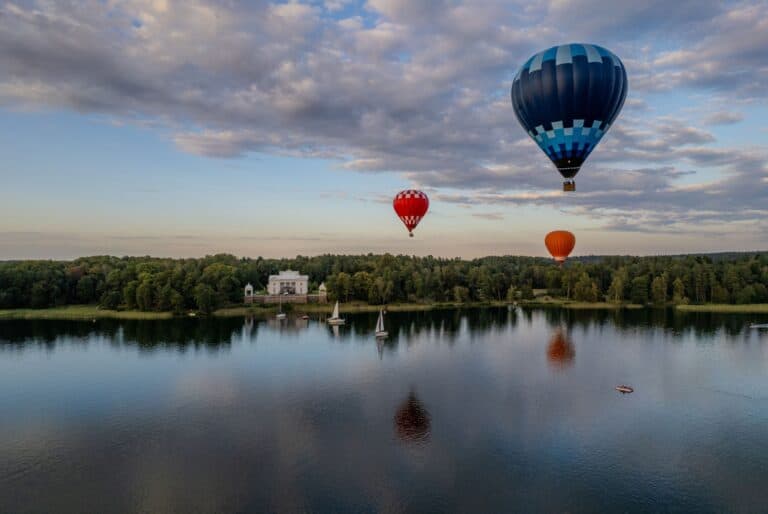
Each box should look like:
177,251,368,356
615,385,634,394
375,309,388,338
327,301,345,326
276,313,287,320
300,315,310,320
750,323,768,329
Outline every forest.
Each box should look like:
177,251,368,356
0,252,767,313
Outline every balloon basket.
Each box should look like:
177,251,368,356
563,181,575,192
409,232,414,238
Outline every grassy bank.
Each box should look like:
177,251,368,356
675,304,768,314
0,301,513,320
6,301,764,320
520,299,642,309
0,305,173,320
213,301,509,318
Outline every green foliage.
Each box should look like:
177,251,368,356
520,281,535,300
573,272,598,302
1,252,767,312
651,275,668,305
607,267,628,303
194,284,217,314
672,277,688,304
630,276,649,305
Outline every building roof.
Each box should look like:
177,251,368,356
268,270,308,281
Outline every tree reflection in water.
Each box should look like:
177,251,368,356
394,390,431,443
547,328,574,369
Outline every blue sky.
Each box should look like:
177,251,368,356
1,0,766,259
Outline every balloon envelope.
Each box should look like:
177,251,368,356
545,230,576,263
511,43,628,189
393,190,429,236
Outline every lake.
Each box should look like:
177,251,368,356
2,307,768,513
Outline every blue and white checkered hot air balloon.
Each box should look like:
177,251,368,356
511,43,628,191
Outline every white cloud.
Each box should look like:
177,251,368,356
0,0,766,237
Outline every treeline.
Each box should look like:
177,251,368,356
1,253,767,312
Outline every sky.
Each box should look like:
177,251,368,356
1,0,767,260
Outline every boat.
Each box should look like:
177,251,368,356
300,315,310,320
327,301,345,325
750,323,768,329
615,385,634,394
375,309,388,338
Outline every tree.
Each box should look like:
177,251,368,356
99,290,122,310
630,276,649,305
135,281,154,311
170,290,185,314
335,272,352,302
156,283,175,312
651,275,667,305
453,286,470,303
353,271,373,300
194,284,217,314
4,252,768,311
520,281,535,300
123,281,138,310
368,277,393,305
76,275,98,303
607,268,628,303
711,284,729,304
672,277,688,304
574,273,598,302
30,282,50,308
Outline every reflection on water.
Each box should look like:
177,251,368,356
394,391,431,443
2,307,768,513
547,328,575,368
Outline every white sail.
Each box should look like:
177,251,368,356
327,300,345,325
375,309,387,337
332,301,340,319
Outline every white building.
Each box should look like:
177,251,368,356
268,270,309,295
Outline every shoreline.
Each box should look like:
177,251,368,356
675,304,768,313
2,302,768,321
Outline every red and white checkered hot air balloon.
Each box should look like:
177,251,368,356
393,189,429,237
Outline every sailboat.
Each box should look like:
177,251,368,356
327,301,345,325
375,309,388,338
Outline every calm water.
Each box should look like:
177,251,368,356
2,308,768,513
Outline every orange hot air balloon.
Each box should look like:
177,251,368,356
545,230,575,265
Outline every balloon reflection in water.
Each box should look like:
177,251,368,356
394,391,431,443
547,329,575,368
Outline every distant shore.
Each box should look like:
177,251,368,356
2,302,768,321
0,305,173,320
675,304,768,313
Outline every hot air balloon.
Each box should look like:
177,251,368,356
393,190,429,237
511,43,628,191
545,230,575,265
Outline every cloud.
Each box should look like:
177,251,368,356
703,111,745,125
471,212,505,221
627,2,768,97
0,0,766,238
